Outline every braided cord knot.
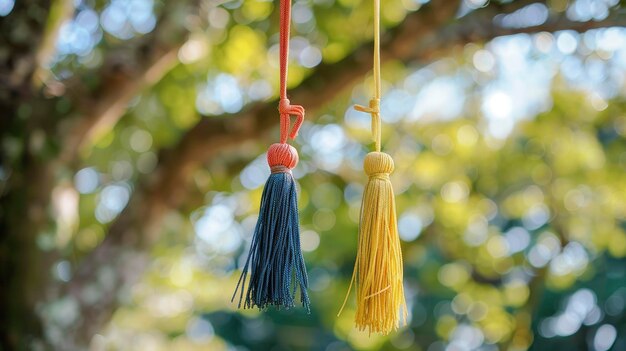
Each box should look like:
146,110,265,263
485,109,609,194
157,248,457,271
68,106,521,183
354,98,382,152
354,98,380,114
278,98,305,143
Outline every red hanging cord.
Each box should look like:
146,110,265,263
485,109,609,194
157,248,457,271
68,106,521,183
278,0,305,144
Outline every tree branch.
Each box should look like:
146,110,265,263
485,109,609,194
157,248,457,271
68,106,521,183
57,1,198,164
32,0,74,87
59,45,181,163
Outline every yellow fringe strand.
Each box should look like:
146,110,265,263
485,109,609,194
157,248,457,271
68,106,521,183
339,152,407,335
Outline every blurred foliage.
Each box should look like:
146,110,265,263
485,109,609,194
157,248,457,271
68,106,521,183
3,0,626,350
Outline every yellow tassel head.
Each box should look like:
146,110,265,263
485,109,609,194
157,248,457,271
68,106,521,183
364,151,394,176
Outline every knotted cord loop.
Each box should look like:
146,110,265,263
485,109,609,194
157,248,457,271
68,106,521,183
354,98,380,114
278,0,305,144
354,98,381,152
279,98,305,143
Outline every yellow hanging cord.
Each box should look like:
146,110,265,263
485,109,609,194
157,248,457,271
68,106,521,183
338,0,407,335
353,0,381,152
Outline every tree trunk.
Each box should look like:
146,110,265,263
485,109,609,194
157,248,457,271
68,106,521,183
0,158,55,350
0,0,59,348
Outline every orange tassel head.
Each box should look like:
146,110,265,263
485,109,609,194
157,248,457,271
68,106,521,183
267,143,299,169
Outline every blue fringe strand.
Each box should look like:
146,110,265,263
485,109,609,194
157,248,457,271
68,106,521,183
233,172,310,311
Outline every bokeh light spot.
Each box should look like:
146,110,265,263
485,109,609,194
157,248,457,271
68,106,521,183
0,0,14,16
594,324,617,351
300,230,320,252
74,167,100,194
398,212,423,242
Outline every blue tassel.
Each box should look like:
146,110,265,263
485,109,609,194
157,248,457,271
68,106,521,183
233,168,310,311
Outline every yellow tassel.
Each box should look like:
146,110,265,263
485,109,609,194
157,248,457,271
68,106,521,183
340,151,407,334
339,0,406,334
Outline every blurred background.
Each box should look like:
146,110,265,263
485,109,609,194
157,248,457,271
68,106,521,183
1,0,626,350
